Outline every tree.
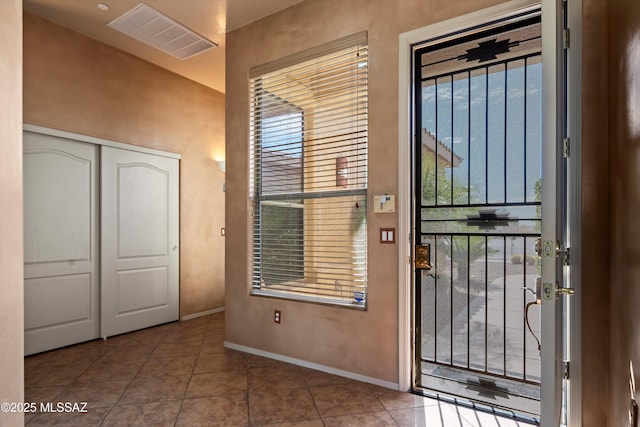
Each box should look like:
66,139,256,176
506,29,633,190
436,236,492,283
421,153,495,284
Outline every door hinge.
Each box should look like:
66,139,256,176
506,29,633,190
563,28,570,49
563,138,570,158
563,361,570,379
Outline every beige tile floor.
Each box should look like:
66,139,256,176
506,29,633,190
24,312,535,426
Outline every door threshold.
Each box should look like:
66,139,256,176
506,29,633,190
411,387,540,426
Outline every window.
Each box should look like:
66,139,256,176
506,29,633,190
249,32,368,308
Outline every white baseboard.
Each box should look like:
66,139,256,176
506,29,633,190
181,307,224,321
224,341,399,391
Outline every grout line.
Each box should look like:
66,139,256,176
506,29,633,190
306,377,324,426
24,313,533,427
101,323,168,424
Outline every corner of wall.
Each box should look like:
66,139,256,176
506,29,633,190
0,1,24,425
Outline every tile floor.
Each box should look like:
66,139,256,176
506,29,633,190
24,312,535,426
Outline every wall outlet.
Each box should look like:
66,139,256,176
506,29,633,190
274,310,281,324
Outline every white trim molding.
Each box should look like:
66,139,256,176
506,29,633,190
224,341,399,390
181,307,225,321
23,123,181,160
566,0,583,425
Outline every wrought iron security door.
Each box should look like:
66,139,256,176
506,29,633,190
413,14,543,417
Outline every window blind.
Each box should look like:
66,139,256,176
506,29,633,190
249,32,368,308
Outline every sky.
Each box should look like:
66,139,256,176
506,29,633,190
422,60,542,206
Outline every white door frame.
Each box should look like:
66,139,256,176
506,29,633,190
540,0,564,423
565,0,583,424
397,0,582,424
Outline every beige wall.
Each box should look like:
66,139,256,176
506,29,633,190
608,0,640,425
0,0,24,425
226,0,612,423
225,0,505,385
23,13,226,318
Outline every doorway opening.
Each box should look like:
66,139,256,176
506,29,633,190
411,10,544,420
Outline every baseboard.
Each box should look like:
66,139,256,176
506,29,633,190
224,341,399,391
181,307,224,321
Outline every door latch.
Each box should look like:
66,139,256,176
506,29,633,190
542,282,576,300
536,239,570,265
414,244,432,270
522,277,542,303
536,238,561,258
556,286,575,297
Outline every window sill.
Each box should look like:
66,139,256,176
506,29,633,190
250,287,367,310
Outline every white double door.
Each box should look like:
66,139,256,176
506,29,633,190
24,131,179,355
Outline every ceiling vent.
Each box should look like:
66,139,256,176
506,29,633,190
107,3,217,60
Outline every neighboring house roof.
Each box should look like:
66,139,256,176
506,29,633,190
261,149,302,194
422,129,462,167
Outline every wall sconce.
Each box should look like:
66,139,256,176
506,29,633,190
216,160,226,173
336,156,348,187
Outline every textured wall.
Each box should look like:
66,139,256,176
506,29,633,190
225,0,505,385
23,13,226,318
581,0,610,425
0,0,24,425
226,0,611,421
608,0,640,425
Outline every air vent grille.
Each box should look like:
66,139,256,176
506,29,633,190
108,3,217,60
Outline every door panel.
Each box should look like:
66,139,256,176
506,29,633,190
116,267,169,313
24,274,92,330
116,165,169,258
23,132,99,355
101,146,179,338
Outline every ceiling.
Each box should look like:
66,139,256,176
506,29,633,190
22,0,305,93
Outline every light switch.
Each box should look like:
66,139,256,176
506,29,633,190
380,228,395,244
373,195,395,213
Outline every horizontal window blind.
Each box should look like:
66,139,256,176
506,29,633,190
249,32,368,308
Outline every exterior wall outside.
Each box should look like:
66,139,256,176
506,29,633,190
23,13,226,318
225,0,507,386
0,0,25,425
608,0,640,425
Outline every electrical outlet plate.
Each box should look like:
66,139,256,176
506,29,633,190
274,310,281,324
380,228,395,244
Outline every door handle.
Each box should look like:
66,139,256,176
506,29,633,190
541,281,576,300
414,244,432,270
556,286,575,297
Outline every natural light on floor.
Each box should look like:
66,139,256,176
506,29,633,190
407,398,537,427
